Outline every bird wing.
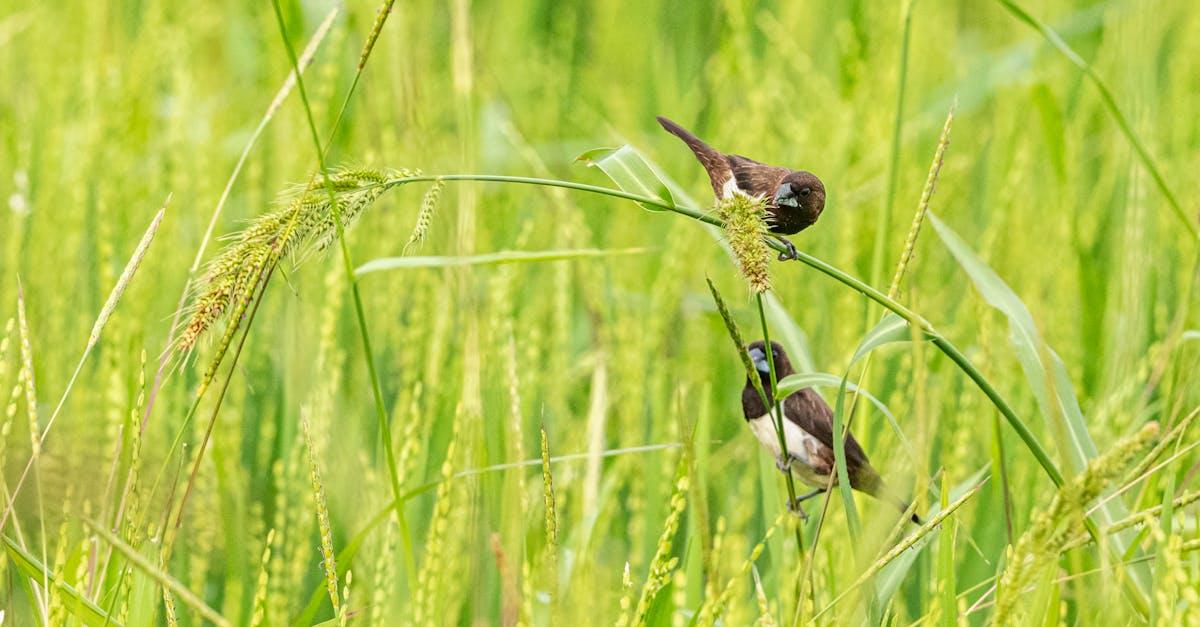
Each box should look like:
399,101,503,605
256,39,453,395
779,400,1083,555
782,389,871,469
727,155,791,199
656,116,734,197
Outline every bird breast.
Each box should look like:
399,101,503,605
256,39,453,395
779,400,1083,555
747,413,834,488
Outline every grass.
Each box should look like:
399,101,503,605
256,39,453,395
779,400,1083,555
2,1,1200,625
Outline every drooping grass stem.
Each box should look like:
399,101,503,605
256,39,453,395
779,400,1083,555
382,172,1066,489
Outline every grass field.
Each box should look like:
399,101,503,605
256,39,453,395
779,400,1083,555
2,0,1200,624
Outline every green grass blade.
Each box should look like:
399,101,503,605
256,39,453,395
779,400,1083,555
4,536,122,627
577,146,675,212
355,247,650,275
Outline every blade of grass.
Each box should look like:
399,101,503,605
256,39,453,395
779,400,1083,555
4,536,121,626
82,520,231,627
355,247,651,275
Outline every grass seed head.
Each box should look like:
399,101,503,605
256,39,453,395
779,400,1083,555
177,167,407,353
717,191,771,293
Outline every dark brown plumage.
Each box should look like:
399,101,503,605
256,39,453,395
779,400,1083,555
656,116,826,259
741,340,920,523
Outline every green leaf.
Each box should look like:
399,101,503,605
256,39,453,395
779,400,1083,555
356,247,650,276
4,535,122,626
577,145,675,212
928,212,1150,601
851,313,922,364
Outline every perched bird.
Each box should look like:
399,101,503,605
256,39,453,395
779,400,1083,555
656,116,826,260
741,340,920,523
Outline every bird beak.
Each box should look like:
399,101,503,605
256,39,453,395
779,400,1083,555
774,187,799,207
749,347,770,373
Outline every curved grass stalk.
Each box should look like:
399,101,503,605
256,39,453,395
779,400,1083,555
381,172,1065,489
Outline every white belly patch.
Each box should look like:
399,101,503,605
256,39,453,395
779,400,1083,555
747,413,831,488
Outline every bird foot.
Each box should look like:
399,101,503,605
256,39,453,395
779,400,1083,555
786,497,809,520
775,456,792,474
776,238,798,261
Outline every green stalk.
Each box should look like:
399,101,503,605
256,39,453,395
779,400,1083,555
382,172,1065,488
756,292,806,556
268,0,417,594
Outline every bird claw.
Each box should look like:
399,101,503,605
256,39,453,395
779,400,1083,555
775,456,791,473
776,238,798,261
786,498,809,520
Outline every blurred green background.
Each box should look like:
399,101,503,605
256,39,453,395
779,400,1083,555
1,0,1198,624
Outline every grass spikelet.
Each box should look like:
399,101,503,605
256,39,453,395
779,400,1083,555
705,278,765,402
1152,527,1200,624
90,205,165,352
302,415,340,613
751,566,775,626
369,520,399,626
47,498,71,625
250,528,276,626
414,409,461,624
616,562,635,627
698,512,787,626
0,317,14,385
717,191,771,293
16,283,39,455
404,178,445,254
630,469,689,626
888,103,954,298
178,167,405,352
338,570,353,627
539,424,558,590
358,0,396,70
994,423,1159,624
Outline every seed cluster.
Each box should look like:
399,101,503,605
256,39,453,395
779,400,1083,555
177,167,409,352
718,191,771,294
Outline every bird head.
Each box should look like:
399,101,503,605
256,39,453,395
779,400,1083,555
746,340,795,393
772,172,826,217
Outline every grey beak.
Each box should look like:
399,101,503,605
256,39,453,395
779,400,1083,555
749,347,770,373
774,186,799,208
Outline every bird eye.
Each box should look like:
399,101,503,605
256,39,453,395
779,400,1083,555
799,187,811,197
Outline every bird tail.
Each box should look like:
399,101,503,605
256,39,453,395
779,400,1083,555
655,116,727,183
856,470,923,525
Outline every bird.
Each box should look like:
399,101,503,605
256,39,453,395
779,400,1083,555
656,116,826,260
741,340,921,523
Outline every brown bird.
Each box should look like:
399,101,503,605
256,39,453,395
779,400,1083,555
657,116,826,260
742,340,920,523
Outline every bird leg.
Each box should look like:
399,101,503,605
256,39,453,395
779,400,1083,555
794,488,825,504
776,237,798,261
775,455,792,473
786,488,826,520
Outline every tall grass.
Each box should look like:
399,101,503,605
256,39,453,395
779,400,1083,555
2,1,1199,625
